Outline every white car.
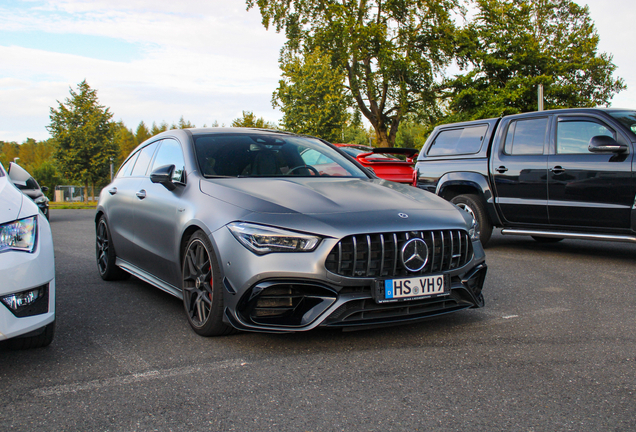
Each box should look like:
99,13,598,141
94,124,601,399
0,162,55,348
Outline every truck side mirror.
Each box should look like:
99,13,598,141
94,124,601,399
588,135,628,153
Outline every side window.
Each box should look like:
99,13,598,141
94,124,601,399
116,152,139,178
427,125,488,156
504,118,548,155
557,120,614,154
151,139,186,182
131,141,159,177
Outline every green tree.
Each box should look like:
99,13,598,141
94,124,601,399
247,0,460,147
32,160,62,200
135,121,152,144
113,121,138,166
48,80,117,202
231,111,277,128
0,141,20,168
274,48,352,142
171,116,196,130
341,109,371,145
150,121,169,136
441,0,625,122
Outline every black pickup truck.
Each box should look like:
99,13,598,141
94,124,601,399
414,108,636,246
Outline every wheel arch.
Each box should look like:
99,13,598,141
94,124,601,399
436,172,501,227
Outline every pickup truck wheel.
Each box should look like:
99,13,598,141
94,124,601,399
531,236,564,243
451,194,492,246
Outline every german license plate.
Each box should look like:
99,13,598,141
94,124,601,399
375,274,448,303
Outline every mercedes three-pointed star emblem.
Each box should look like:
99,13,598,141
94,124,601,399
400,238,429,272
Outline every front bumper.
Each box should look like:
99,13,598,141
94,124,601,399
0,214,55,340
215,226,487,333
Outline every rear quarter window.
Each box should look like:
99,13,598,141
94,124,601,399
427,125,488,156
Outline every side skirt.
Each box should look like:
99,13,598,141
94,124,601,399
500,228,636,243
115,258,183,299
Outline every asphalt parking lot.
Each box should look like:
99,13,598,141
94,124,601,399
1,209,635,431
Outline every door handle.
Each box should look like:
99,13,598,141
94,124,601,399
550,166,565,174
495,166,508,173
108,187,117,195
136,190,146,200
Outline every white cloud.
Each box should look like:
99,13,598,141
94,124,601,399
0,0,634,142
0,0,286,141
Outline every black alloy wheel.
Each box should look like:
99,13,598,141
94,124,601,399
182,231,235,336
96,216,129,281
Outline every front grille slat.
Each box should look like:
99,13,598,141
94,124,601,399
379,234,385,277
326,229,473,279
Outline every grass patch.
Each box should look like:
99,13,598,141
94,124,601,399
50,201,98,210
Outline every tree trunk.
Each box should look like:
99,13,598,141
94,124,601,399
84,182,89,203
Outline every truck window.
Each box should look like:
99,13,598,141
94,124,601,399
427,125,488,156
557,120,614,154
503,118,548,155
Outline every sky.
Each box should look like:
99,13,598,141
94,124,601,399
0,0,634,143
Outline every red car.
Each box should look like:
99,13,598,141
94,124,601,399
335,144,418,185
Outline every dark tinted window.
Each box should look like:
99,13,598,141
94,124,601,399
427,125,488,156
504,118,548,155
557,120,614,154
151,139,186,182
131,141,159,177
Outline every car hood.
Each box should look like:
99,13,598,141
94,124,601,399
201,177,442,213
200,177,470,235
0,176,24,223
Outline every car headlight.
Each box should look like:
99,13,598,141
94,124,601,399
0,216,37,253
227,222,321,255
34,196,48,204
468,216,479,242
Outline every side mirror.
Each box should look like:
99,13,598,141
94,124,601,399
41,186,49,193
7,162,31,187
150,165,177,191
589,135,628,153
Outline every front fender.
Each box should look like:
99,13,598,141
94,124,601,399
436,172,502,227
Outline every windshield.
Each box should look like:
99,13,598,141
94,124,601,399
608,110,636,135
194,133,368,178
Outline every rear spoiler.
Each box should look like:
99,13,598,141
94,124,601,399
371,147,419,158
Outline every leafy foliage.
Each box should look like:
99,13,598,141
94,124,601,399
231,111,277,129
274,49,351,142
48,80,117,200
247,0,461,147
441,0,625,123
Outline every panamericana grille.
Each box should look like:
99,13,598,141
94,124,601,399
326,230,472,278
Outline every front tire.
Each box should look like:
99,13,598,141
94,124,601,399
450,194,493,246
96,216,130,281
182,231,235,336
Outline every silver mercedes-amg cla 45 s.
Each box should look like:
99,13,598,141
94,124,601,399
96,128,487,336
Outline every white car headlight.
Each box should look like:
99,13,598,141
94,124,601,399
227,222,321,255
0,216,37,253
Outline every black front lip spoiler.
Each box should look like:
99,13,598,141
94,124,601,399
224,264,487,333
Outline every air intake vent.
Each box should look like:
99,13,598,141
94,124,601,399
326,230,472,278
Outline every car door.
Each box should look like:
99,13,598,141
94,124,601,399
106,143,156,262
132,138,187,287
491,116,550,224
547,115,635,230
